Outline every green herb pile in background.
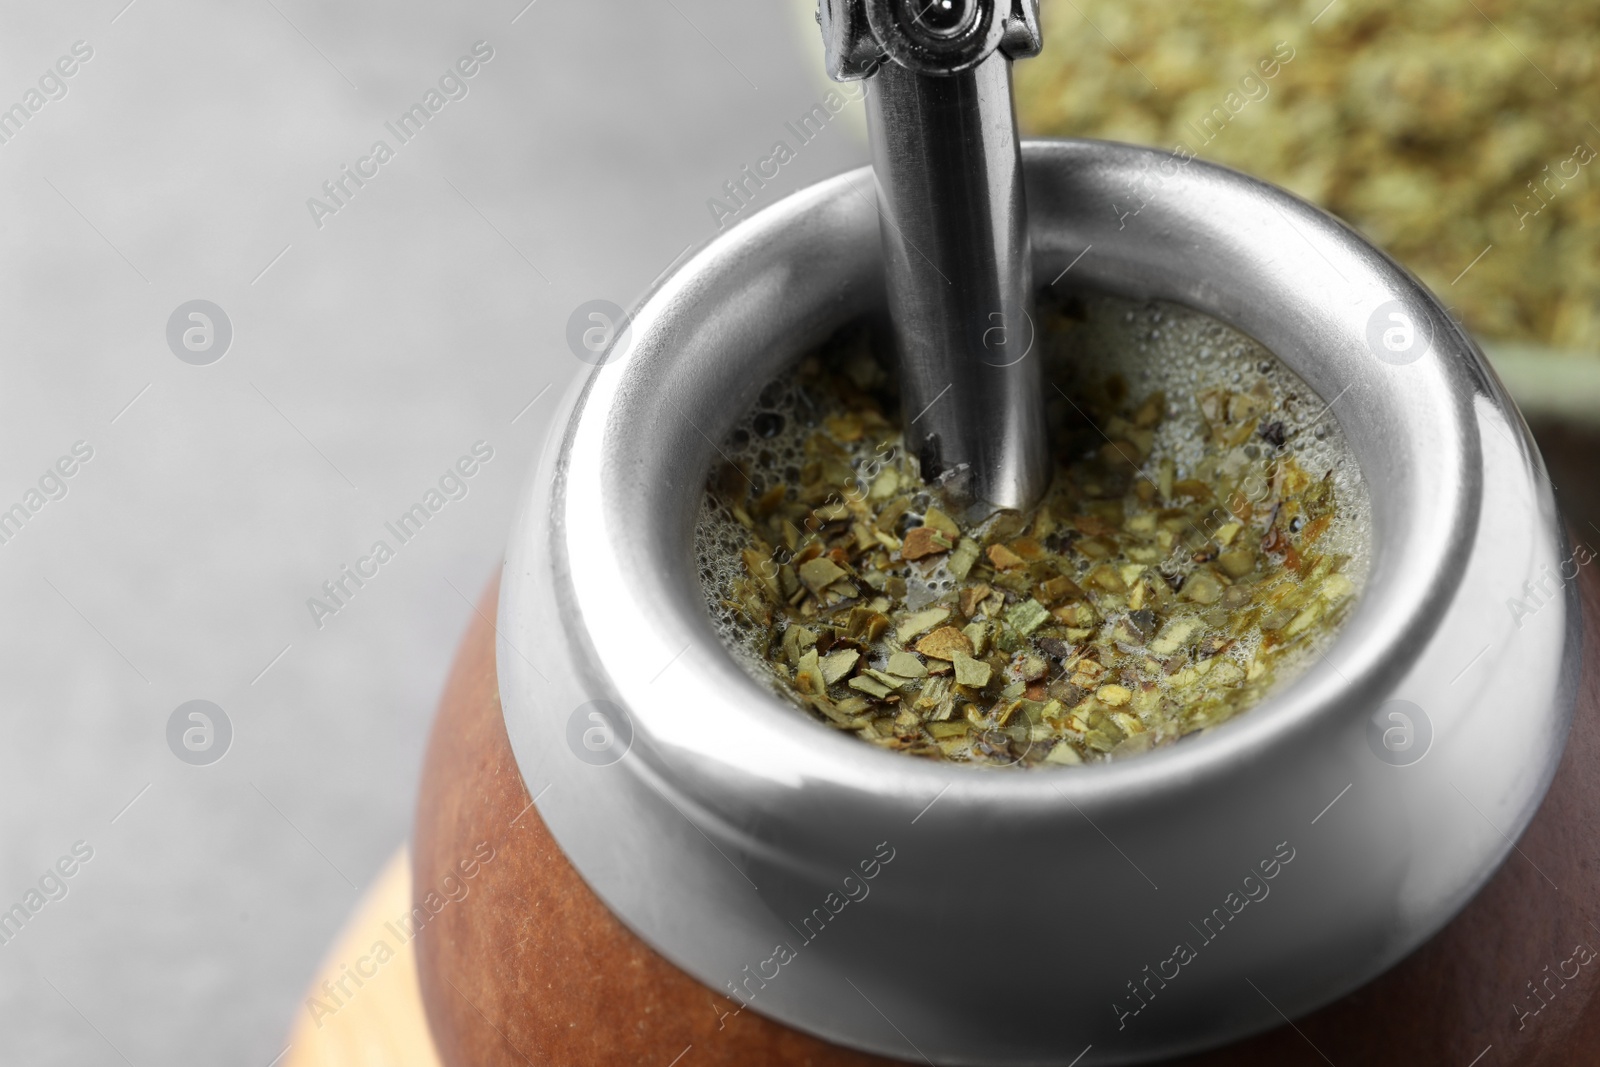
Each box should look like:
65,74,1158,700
1014,0,1600,357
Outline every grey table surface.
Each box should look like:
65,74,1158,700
0,0,865,1063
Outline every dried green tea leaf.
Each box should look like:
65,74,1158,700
923,507,961,539
1044,743,1083,765
1040,575,1083,603
863,668,909,690
962,621,990,656
833,695,872,718
1184,572,1228,604
1003,599,1051,636
869,468,901,500
1149,618,1199,655
947,538,981,580
952,651,992,687
782,625,817,665
848,674,895,699
1216,548,1256,578
820,649,860,685
896,607,951,643
796,649,825,695
958,583,992,618
798,557,846,593
886,651,928,678
1096,684,1132,706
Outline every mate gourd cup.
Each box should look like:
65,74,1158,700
491,140,1577,1065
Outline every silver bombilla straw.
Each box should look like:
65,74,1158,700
820,0,1050,516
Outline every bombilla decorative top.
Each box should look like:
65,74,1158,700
820,0,1041,79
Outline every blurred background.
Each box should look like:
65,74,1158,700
1,1,1594,1064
